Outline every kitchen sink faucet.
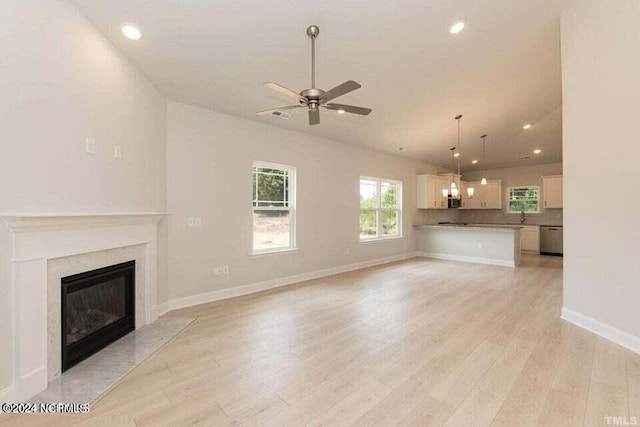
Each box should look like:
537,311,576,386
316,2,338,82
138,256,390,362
520,210,526,224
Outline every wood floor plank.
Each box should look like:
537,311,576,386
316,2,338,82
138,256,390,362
306,379,393,427
260,378,356,427
583,381,629,427
430,340,504,407
536,328,595,426
6,255,636,427
490,319,570,426
627,351,640,422
443,388,504,427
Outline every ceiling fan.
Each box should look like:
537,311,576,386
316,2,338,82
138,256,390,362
257,25,372,126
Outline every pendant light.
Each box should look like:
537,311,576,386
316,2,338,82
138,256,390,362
442,114,474,200
480,134,488,185
452,115,462,193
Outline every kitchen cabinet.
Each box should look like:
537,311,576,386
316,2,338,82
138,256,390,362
520,225,540,253
464,180,502,209
417,174,449,209
542,175,563,209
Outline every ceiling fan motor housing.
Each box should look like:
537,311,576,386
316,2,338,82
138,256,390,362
301,88,325,103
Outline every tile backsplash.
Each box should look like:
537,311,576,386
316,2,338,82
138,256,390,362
458,208,563,226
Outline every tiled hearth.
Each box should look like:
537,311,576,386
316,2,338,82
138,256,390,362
31,316,192,404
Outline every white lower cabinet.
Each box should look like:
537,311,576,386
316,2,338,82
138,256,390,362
520,226,540,253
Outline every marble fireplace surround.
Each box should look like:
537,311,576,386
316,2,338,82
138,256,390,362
47,245,147,381
1,212,167,401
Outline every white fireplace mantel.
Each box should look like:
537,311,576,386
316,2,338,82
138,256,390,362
1,212,167,232
1,212,168,402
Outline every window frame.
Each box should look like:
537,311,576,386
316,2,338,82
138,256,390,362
359,176,403,242
506,185,541,214
252,161,296,255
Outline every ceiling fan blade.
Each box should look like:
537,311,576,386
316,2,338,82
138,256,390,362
308,109,320,126
264,82,306,103
256,105,303,115
322,80,361,103
324,103,372,116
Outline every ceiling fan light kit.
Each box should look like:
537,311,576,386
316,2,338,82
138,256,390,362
257,26,372,126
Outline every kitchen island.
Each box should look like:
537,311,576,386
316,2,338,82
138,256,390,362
414,224,522,267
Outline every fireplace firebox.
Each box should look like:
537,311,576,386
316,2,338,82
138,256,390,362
61,260,135,372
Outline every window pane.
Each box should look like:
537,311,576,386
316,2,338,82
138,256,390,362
255,168,289,205
509,187,539,201
381,210,399,236
509,201,539,213
253,210,290,251
381,182,398,208
360,180,378,209
359,210,377,239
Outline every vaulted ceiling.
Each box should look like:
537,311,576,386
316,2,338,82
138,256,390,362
70,0,569,171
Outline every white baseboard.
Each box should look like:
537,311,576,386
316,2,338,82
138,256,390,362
416,252,516,268
0,384,16,403
153,301,170,318
167,252,417,312
561,307,640,355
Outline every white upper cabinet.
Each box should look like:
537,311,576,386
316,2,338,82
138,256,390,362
464,180,503,209
417,174,449,209
542,175,563,209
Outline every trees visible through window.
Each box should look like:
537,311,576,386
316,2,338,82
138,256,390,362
252,162,295,253
360,177,402,241
507,186,540,213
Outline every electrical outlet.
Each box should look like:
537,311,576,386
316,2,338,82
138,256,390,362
85,138,97,154
194,217,202,227
477,243,483,249
114,145,123,159
214,267,222,276
222,265,229,275
187,217,195,227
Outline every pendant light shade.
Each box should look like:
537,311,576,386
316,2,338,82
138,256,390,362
467,187,475,198
481,177,487,186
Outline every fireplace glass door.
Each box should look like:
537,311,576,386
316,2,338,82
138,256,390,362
61,260,135,371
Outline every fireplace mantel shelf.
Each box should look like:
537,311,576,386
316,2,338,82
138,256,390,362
0,212,169,233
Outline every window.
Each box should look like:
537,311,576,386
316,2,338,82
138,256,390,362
507,186,540,213
252,161,296,253
360,177,402,241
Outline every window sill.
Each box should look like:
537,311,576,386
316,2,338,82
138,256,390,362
249,248,299,257
505,212,542,215
359,236,403,244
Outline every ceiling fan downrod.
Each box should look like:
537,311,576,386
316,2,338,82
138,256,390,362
307,25,320,89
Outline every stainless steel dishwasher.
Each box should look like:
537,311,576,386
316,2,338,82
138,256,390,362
540,226,563,256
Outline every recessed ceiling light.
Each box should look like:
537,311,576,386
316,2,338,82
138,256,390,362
450,21,465,34
337,109,346,115
398,147,408,152
453,152,460,157
472,160,478,164
523,124,532,129
533,149,542,154
122,25,142,40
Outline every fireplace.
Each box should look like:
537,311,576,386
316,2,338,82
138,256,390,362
61,260,135,372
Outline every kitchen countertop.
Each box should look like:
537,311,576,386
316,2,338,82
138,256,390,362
413,224,523,233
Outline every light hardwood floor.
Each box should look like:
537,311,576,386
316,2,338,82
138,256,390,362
3,255,639,426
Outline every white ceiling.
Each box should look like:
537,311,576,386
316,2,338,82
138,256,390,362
70,0,569,171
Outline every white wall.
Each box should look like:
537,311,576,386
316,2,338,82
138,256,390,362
459,163,563,225
561,0,640,347
166,101,453,301
0,0,167,396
